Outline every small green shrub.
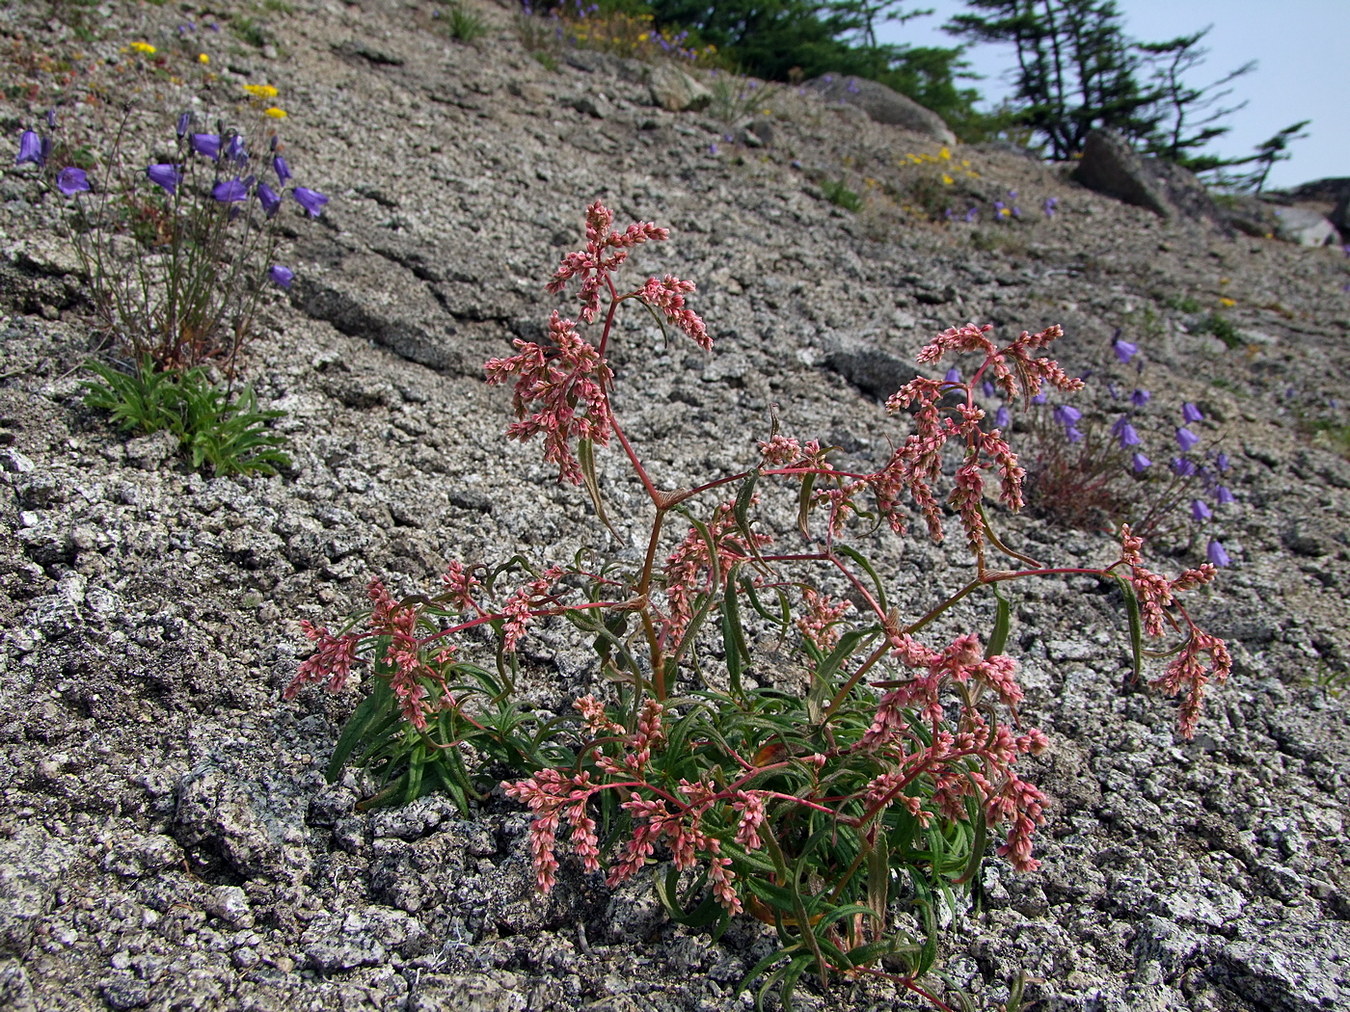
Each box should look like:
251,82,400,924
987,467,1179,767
705,71,780,126
820,178,861,212
438,1,489,42
82,361,290,476
230,16,272,49
1162,293,1203,314
1194,312,1242,349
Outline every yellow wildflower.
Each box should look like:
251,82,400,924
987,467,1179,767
638,32,649,42
243,83,279,99
1218,297,1236,308
941,173,954,185
264,107,287,119
130,41,157,55
938,146,951,161
198,53,210,64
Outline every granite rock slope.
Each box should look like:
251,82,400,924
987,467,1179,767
0,2,1348,1010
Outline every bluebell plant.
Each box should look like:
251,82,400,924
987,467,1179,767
13,108,328,377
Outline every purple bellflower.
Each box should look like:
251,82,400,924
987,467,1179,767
1214,451,1230,472
56,167,89,195
256,182,282,217
212,178,249,202
272,154,291,184
994,405,1011,429
1182,402,1204,423
191,133,221,159
1171,456,1196,477
268,264,295,289
293,186,328,217
1190,499,1212,521
1215,486,1236,505
1131,452,1151,472
146,164,182,194
1131,388,1151,407
16,130,43,167
1207,539,1231,567
1176,427,1201,452
944,367,962,384
1053,405,1082,427
1112,334,1138,364
223,133,247,165
1116,421,1141,448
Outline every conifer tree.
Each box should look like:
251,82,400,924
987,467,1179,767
1135,26,1254,171
945,0,1159,159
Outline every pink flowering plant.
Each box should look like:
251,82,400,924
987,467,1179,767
289,202,1230,1009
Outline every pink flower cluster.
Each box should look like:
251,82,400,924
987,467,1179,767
872,324,1079,558
638,274,711,350
367,578,446,729
485,201,709,485
547,200,669,323
501,768,601,892
502,699,772,915
485,312,613,485
915,323,1081,403
660,499,772,648
860,631,1049,871
500,566,564,652
796,588,852,651
1116,525,1231,737
286,620,360,697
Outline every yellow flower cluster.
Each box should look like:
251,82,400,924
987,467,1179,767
130,41,157,55
898,146,978,183
243,83,279,99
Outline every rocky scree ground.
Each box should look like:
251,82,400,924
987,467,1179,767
0,1,1349,1010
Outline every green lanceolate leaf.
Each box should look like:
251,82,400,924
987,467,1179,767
577,437,617,535
722,578,751,701
986,584,1011,657
808,627,877,709
1113,574,1145,683
655,866,725,928
796,471,817,537
732,469,766,564
327,681,399,783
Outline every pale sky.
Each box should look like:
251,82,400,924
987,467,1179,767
876,0,1347,189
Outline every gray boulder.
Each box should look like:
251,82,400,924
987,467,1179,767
647,64,711,112
1270,205,1341,246
1073,129,1224,229
806,74,955,144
